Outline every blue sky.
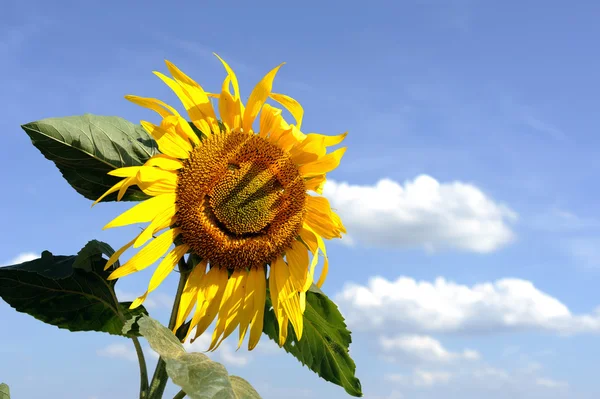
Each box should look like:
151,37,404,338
2,0,600,398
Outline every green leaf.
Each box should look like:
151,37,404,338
128,315,261,399
73,239,117,272
263,285,362,397
0,242,146,337
0,383,10,399
21,114,158,202
229,376,261,399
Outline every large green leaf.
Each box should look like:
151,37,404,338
0,241,146,337
126,315,261,399
0,383,9,399
263,285,362,397
21,114,158,202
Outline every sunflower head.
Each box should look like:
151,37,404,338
176,130,307,271
96,54,347,351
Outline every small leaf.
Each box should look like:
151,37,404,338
73,239,117,272
229,376,261,399
0,243,146,337
132,315,261,399
21,114,158,202
263,285,362,397
0,383,10,399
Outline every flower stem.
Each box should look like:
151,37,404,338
131,336,149,399
173,390,187,399
107,275,149,399
147,258,190,399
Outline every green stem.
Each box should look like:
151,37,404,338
131,336,149,399
106,278,149,399
147,258,190,399
172,390,187,399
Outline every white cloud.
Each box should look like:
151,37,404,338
336,276,600,335
183,328,250,367
252,337,282,355
386,369,453,387
1,252,38,266
536,377,568,389
385,362,569,397
380,335,479,364
219,344,250,367
96,343,137,362
324,176,516,253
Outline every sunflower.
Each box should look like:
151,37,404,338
95,54,346,351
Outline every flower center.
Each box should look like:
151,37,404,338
176,131,306,270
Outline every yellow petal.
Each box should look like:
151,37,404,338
134,205,177,248
92,179,125,207
154,70,216,125
163,61,217,121
290,132,347,165
136,166,178,197
214,54,244,129
268,264,284,345
242,63,284,132
304,196,344,240
146,244,188,292
258,104,283,138
218,88,241,131
282,289,303,340
214,53,241,98
299,225,323,290
194,118,211,137
316,254,329,288
309,227,329,288
189,267,228,342
299,291,306,313
237,270,256,349
286,240,309,292
174,260,207,332
304,175,327,195
107,228,180,280
104,232,142,271
177,117,202,145
141,121,192,159
331,210,347,234
130,244,189,309
115,177,136,201
321,131,348,147
269,93,303,130
108,166,142,178
279,315,289,346
209,269,246,351
248,267,266,350
273,256,303,340
125,95,180,118
276,126,304,153
103,194,176,230
219,270,248,343
298,147,346,178
299,226,319,254
144,154,184,171
272,256,291,302
159,115,201,146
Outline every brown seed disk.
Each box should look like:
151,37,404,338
175,130,306,270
